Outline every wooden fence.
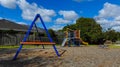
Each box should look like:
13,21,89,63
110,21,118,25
0,33,63,45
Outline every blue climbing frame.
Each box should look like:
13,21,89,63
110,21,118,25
13,14,60,60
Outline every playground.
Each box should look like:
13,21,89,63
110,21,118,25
0,14,120,67
1,46,120,67
1,0,120,67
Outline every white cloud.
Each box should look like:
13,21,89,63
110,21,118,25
17,0,56,22
0,0,56,22
59,10,78,20
95,2,120,32
112,26,120,32
98,2,120,18
0,0,17,9
55,18,71,24
115,16,120,21
50,25,64,30
55,10,79,24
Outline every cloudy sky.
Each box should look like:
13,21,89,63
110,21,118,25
0,0,120,31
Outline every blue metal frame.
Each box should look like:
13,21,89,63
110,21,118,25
13,14,60,60
38,15,60,57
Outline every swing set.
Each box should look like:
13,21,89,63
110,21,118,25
13,14,60,60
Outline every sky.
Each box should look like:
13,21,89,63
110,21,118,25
0,0,120,31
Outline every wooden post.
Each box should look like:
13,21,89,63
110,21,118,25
74,30,80,38
65,31,68,38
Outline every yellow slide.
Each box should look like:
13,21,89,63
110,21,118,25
80,38,88,45
82,41,88,45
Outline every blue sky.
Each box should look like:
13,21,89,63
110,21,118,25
0,0,120,31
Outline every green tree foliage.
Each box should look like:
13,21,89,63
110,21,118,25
63,24,77,31
76,17,103,44
48,29,58,43
104,30,118,42
118,33,120,40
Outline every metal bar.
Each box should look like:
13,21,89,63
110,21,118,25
38,14,60,57
13,14,39,60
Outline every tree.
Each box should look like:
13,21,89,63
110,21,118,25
76,17,103,44
104,30,118,42
63,24,77,31
48,29,58,43
117,32,120,40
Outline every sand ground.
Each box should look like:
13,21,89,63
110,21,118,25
0,46,120,67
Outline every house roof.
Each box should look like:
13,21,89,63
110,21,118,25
0,19,45,33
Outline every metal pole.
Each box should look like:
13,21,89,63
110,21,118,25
38,14,60,57
13,14,39,60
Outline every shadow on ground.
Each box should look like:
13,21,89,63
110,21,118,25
0,56,62,67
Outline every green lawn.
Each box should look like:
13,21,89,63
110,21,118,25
0,45,60,49
109,45,120,48
0,45,44,49
1,44,120,49
0,45,19,48
88,44,120,49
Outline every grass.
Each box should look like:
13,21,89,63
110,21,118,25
0,44,61,49
0,45,44,49
88,44,120,49
0,45,19,48
109,44,120,48
1,44,120,49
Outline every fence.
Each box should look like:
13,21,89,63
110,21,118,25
0,33,64,45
